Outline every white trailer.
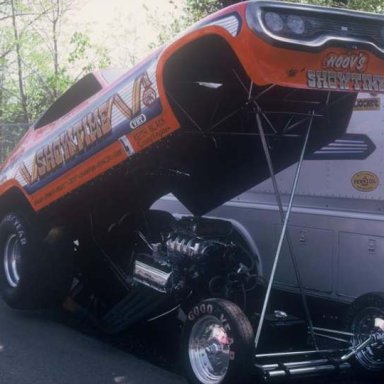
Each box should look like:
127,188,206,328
154,92,384,311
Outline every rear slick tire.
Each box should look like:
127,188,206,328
182,298,254,384
346,292,384,381
0,213,73,309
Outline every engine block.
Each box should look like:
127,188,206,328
166,234,210,258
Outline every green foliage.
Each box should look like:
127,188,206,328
2,0,384,126
284,0,384,12
184,0,225,20
0,0,111,124
26,67,72,121
0,123,28,162
147,0,230,48
68,32,92,63
148,0,384,48
68,31,110,75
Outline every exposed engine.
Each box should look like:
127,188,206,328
131,214,259,302
75,211,261,332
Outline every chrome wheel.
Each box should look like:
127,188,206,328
351,307,384,371
3,234,22,288
189,315,231,384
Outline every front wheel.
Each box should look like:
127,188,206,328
182,298,254,384
0,213,74,309
346,293,384,380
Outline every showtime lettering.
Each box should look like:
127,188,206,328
307,70,384,92
33,100,113,179
19,71,158,185
20,96,126,185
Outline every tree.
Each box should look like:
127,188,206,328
10,0,29,123
149,0,384,48
0,0,111,124
185,0,384,18
35,0,73,99
287,0,384,12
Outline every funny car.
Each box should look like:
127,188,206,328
1,1,384,383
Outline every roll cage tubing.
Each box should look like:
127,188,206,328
169,63,382,365
169,60,319,349
254,104,315,350
226,73,319,349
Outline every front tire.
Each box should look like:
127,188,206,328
182,298,254,384
0,213,73,309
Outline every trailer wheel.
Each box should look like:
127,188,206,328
182,298,254,384
347,292,384,379
0,213,74,309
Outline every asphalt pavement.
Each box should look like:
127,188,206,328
0,299,375,384
0,299,185,384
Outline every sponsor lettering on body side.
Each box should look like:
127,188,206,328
18,71,158,186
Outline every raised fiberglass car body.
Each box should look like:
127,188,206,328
2,1,374,218
1,2,384,384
